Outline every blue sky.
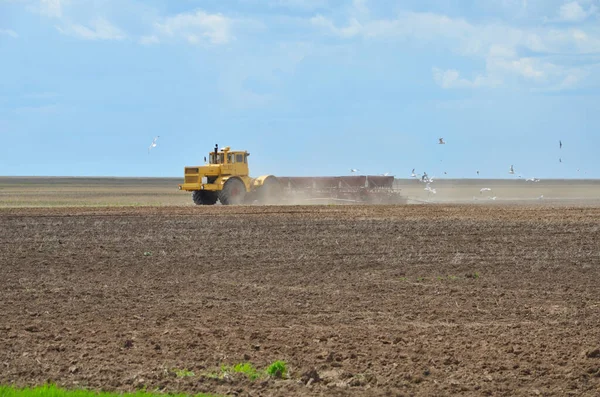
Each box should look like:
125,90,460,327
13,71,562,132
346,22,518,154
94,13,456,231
1,0,599,178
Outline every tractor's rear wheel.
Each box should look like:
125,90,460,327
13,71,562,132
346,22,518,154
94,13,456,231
219,178,246,205
258,176,282,204
192,190,218,205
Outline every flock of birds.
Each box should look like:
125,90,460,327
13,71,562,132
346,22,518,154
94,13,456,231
350,137,573,202
413,137,568,201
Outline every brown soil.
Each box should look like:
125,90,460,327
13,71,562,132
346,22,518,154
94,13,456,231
1,205,599,396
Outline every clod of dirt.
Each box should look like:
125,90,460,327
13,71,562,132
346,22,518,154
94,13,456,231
586,348,600,358
69,365,78,374
24,325,40,333
123,339,134,349
301,368,321,384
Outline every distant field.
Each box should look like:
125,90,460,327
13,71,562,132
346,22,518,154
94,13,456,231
0,177,187,207
0,177,599,207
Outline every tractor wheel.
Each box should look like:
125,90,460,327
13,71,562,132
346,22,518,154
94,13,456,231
258,176,282,205
219,178,246,205
192,190,218,205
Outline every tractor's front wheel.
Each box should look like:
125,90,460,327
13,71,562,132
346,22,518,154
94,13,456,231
192,190,218,205
219,178,246,205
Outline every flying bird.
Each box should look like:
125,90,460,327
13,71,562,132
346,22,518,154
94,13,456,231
559,158,562,163
350,169,360,174
148,136,160,154
411,169,418,178
509,165,515,174
380,172,391,176
476,170,480,176
526,178,540,183
424,184,437,194
438,138,446,145
480,188,492,194
559,140,562,149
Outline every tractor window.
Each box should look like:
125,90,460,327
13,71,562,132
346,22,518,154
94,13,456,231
244,154,248,164
227,153,233,164
236,154,243,163
209,154,216,164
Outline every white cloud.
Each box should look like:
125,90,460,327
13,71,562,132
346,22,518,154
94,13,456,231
432,68,492,89
268,0,328,10
491,57,546,80
0,28,18,38
352,0,369,16
311,5,600,91
310,7,600,54
28,0,64,18
310,14,362,38
139,35,159,45
56,18,126,40
154,10,233,45
558,1,597,22
434,51,589,91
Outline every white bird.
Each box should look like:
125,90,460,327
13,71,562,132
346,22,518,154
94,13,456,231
411,169,418,178
509,165,515,174
480,188,492,194
421,173,434,183
424,184,437,194
148,136,160,153
526,178,540,183
438,138,446,144
489,196,497,201
538,195,544,200
350,168,360,173
380,172,391,176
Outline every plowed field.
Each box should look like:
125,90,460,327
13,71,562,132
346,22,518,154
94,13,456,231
1,205,599,396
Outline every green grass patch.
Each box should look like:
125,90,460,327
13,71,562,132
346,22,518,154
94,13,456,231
209,360,289,381
265,361,287,379
172,368,195,378
220,363,261,381
0,384,220,397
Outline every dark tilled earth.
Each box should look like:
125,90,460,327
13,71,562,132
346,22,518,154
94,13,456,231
1,205,599,396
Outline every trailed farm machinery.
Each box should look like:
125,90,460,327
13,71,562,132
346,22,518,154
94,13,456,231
178,144,405,205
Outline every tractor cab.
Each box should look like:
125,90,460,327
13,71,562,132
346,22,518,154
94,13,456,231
206,145,250,176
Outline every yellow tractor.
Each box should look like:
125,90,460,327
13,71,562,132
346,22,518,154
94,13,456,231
178,144,279,205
